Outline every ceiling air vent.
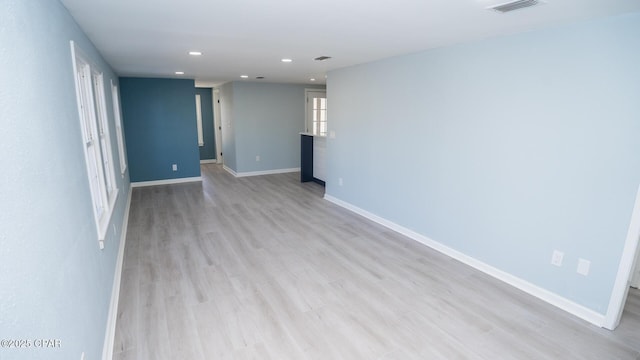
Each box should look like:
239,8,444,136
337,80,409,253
488,0,541,13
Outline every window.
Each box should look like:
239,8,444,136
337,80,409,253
312,97,327,136
305,90,327,136
195,94,204,146
71,41,118,242
92,71,118,201
111,81,127,175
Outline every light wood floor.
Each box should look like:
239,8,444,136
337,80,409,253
113,164,640,359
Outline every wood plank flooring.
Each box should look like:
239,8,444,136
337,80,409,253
113,164,640,359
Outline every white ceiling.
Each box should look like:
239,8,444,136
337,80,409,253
60,0,640,85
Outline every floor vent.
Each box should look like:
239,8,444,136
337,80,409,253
488,0,541,13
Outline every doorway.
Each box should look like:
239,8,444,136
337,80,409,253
195,87,216,163
213,89,223,164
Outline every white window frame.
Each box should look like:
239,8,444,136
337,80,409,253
195,94,204,146
305,89,327,136
111,80,127,175
92,70,118,202
312,97,328,137
70,41,119,243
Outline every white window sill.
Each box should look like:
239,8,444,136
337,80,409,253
97,188,119,247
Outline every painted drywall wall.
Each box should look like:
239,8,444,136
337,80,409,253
196,87,216,161
119,78,201,182
0,1,131,359
326,12,640,314
219,81,325,174
219,81,237,171
234,82,308,173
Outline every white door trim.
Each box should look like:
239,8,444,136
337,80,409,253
213,89,223,165
604,183,640,330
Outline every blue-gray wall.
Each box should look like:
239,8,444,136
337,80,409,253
0,1,131,359
196,87,216,161
120,78,201,182
219,81,325,173
326,12,640,314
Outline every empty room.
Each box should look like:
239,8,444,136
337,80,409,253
2,0,640,359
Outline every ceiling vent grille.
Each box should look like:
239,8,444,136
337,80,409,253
489,0,540,13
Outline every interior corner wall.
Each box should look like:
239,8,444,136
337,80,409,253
0,1,131,359
325,12,640,315
119,78,201,182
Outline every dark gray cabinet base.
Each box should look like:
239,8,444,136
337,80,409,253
300,134,325,186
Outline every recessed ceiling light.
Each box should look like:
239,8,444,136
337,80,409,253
240,75,249,79
281,58,293,63
189,51,202,56
175,71,184,75
310,78,316,82
488,0,542,13
314,56,332,61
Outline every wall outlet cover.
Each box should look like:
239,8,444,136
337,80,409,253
577,258,591,276
551,250,564,267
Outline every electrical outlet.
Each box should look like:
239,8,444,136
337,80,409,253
172,164,177,171
551,250,564,267
338,177,343,186
256,155,260,162
577,258,590,276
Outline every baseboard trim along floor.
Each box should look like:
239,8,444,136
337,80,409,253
131,176,202,188
102,189,133,360
112,166,639,359
323,194,606,328
223,166,301,178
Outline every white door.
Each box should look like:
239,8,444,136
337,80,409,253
305,89,327,136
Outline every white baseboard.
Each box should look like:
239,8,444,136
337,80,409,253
323,194,607,328
223,165,238,177
224,166,300,178
102,188,132,360
130,176,202,187
200,159,217,164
